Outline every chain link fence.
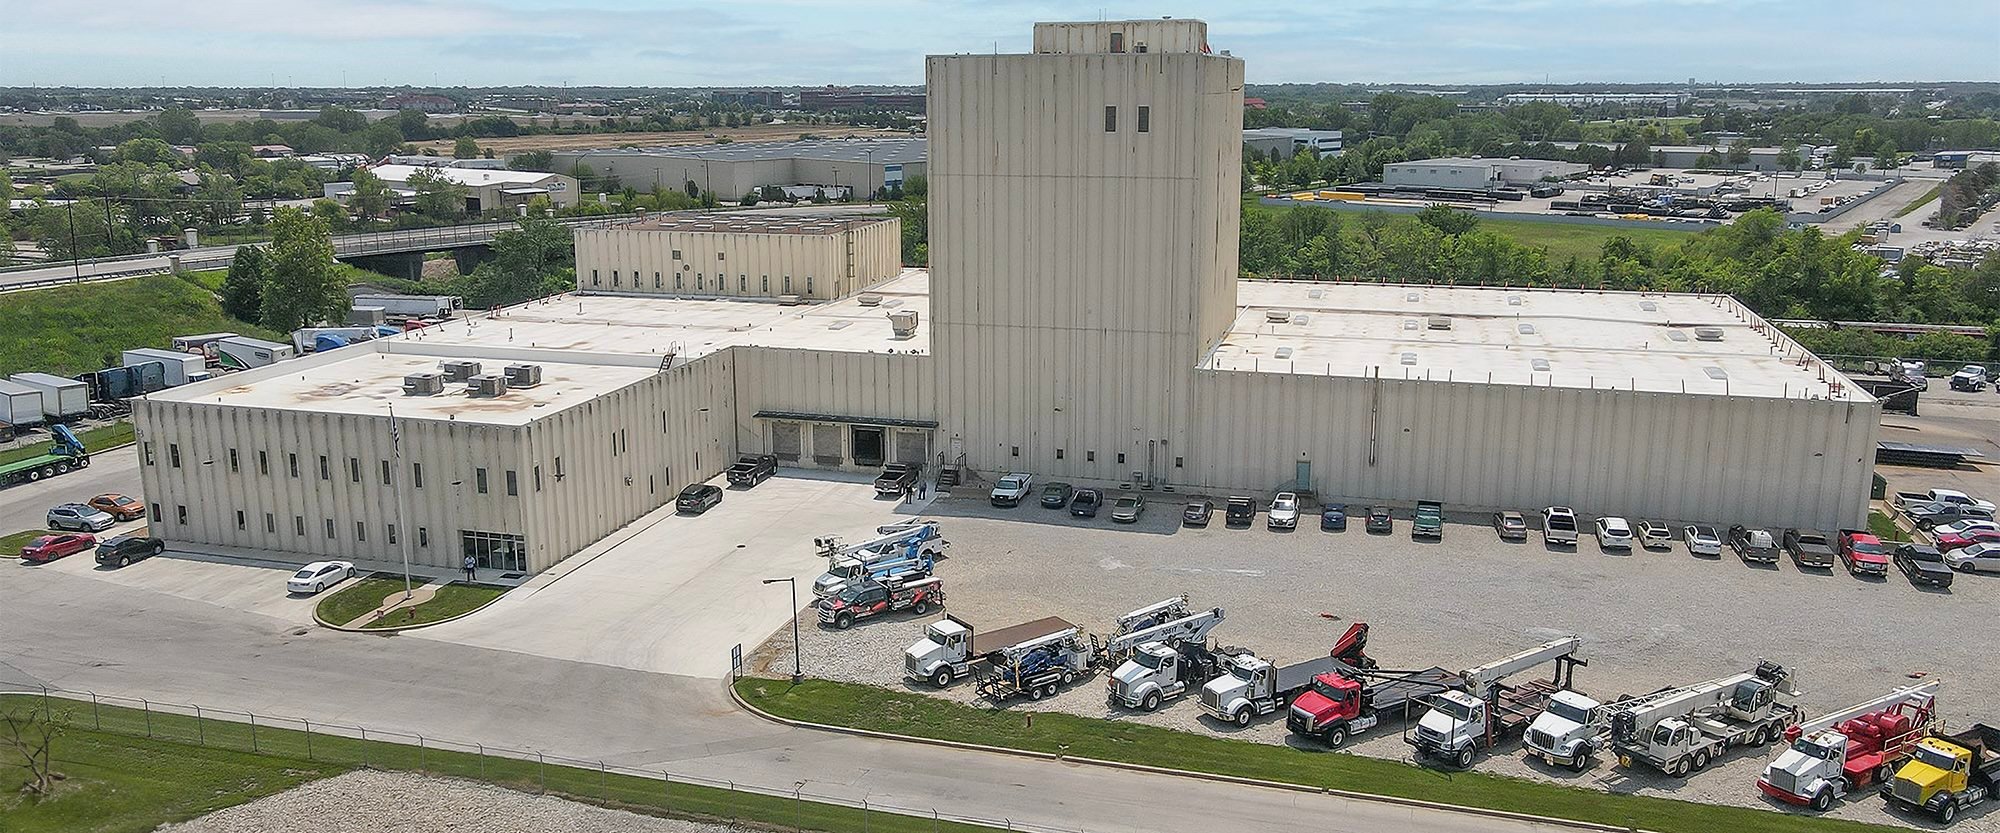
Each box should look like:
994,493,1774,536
0,683,1081,833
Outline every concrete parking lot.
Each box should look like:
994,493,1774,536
762,487,2000,830
417,471,924,678
32,547,324,623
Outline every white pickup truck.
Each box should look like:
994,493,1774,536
990,472,1033,507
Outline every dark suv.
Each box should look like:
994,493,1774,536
95,534,165,567
676,483,724,515
1224,496,1256,526
1069,488,1103,518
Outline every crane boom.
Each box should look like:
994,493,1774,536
1609,661,1791,742
1114,595,1191,634
1792,681,1939,737
1103,607,1225,655
1460,637,1582,695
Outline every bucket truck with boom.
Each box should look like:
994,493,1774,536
1757,681,1940,810
1103,607,1231,711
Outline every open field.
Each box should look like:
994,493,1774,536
1245,198,1698,263
413,124,909,155
0,274,280,378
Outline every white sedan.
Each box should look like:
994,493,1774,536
288,560,357,594
1595,517,1634,550
1932,519,2000,538
1682,525,1723,556
1945,542,2000,573
1267,492,1300,529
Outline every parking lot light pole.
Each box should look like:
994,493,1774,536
762,577,803,684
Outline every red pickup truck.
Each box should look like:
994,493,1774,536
1837,529,1890,576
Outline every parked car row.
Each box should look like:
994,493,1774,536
20,492,163,568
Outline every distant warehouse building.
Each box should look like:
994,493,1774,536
1383,157,1586,191
573,214,901,301
550,138,925,202
327,164,580,212
1242,127,1342,159
134,19,1876,578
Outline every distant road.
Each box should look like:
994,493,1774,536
0,204,889,294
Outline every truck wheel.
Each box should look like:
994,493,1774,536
54,462,71,474
1692,749,1711,771
1567,752,1590,773
151,542,164,555
1060,670,1076,685
1233,708,1252,728
1876,763,1895,785
1028,686,1043,701
1141,692,1161,712
77,457,88,467
1324,726,1348,748
26,468,42,481
1811,787,1833,811
1666,757,1689,778
835,613,853,630
931,668,953,687
912,599,930,615
1454,747,1475,769
1938,799,1958,824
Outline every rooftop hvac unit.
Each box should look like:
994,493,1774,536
1264,309,1291,323
402,372,444,397
468,373,509,397
778,294,805,306
503,363,543,388
856,293,884,307
1428,316,1453,330
440,360,482,383
1694,327,1725,342
888,309,919,339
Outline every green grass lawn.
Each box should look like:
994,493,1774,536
1893,184,1942,219
180,267,226,291
1869,510,1906,542
311,575,406,626
735,678,1897,833
0,275,281,378
0,721,340,833
3,529,46,554
361,583,507,629
0,694,999,833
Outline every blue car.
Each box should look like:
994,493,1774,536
1320,504,1347,531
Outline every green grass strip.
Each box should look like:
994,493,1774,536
1892,185,1942,219
735,677,1901,833
361,583,507,629
311,576,409,626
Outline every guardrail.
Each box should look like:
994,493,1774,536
0,682,1074,833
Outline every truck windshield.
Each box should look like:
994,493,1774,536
1913,745,1958,770
1230,664,1257,681
1544,700,1591,725
1132,651,1164,670
1791,738,1839,760
1310,678,1346,700
1432,697,1478,722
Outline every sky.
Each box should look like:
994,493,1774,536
6,0,1996,89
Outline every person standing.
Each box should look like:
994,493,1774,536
463,554,477,581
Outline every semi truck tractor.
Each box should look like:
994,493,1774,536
1882,723,2000,824
1407,637,1587,768
1758,682,1940,810
1609,661,1799,777
904,615,1076,688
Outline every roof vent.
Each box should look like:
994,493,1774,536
1308,289,1325,300
402,372,444,397
1639,300,1659,312
778,294,805,306
1507,295,1523,306
440,360,482,383
888,309,919,339
828,320,852,330
1405,292,1421,303
1531,358,1552,372
1694,327,1725,341
1518,323,1536,334
1704,366,1729,380
503,363,543,388
1427,316,1452,330
1275,347,1294,359
856,293,884,307
1293,313,1310,325
1400,352,1417,366
1403,319,1418,330
468,373,510,397
1265,309,1292,323
1666,330,1690,342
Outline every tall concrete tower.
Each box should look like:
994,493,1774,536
928,19,1244,484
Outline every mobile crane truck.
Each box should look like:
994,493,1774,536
1883,723,2000,824
1407,637,1587,769
1610,661,1799,778
1103,607,1230,711
1206,622,1381,728
1758,681,1940,811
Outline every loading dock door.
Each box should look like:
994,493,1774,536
771,422,802,462
852,426,886,467
896,430,929,466
813,424,844,466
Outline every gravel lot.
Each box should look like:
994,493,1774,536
755,492,2000,831
160,769,754,833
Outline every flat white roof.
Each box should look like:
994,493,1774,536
367,164,562,187
1208,282,1863,401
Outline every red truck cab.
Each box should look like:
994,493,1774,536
1837,530,1890,576
1287,673,1370,744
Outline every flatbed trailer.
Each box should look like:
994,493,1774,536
1,451,89,487
972,616,1075,659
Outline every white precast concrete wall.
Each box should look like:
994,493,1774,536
731,347,936,471
1185,369,1880,531
574,219,901,300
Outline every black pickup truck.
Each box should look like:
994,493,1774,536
1782,527,1836,569
725,454,778,486
874,462,923,497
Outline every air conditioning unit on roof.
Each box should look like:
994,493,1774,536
402,372,444,396
469,374,509,397
504,363,542,388
440,360,482,383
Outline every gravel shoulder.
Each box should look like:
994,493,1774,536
754,494,2000,832
159,769,757,833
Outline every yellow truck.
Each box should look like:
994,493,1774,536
1882,724,2000,823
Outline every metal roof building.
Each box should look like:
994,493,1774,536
550,138,926,201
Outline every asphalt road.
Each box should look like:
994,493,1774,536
0,560,1570,833
0,445,139,534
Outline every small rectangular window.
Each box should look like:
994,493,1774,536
418,527,430,548
169,443,181,468
387,524,398,545
235,510,245,530
1011,446,1020,457
265,513,276,533
655,272,662,289
476,467,489,494
534,465,543,491
288,453,299,478
1056,449,1065,460
295,516,306,536
1117,452,1126,464
1175,456,1185,468
143,442,155,465
761,276,769,292
318,455,329,480
506,469,519,496
1110,31,1125,52
348,457,361,483
229,448,240,472
381,459,392,485
612,270,620,287
1104,105,1117,133
325,518,336,539
672,249,682,260
676,273,684,289
355,521,367,542
806,276,814,294
259,450,269,475
176,505,188,525
1137,105,1150,133
150,503,162,522
717,251,726,261
413,462,424,488
739,275,747,292
555,456,564,478
1087,450,1096,462
591,269,599,286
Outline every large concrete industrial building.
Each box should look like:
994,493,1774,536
573,214,902,301
134,19,1877,576
550,138,924,202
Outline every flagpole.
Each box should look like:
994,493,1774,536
389,403,414,600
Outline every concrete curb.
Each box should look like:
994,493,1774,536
311,581,509,634
727,680,1652,833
